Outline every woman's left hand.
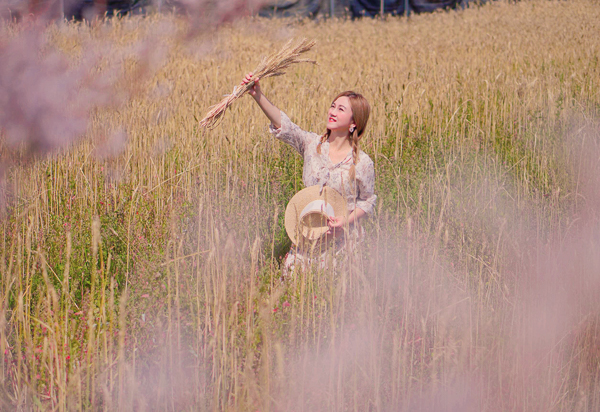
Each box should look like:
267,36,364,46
327,216,347,235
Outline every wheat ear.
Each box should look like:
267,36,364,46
199,38,316,129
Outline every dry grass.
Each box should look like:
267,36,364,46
2,0,600,410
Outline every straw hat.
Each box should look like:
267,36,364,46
284,185,348,245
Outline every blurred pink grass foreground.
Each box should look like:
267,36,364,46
0,0,266,158
0,27,117,156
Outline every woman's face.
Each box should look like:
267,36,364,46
327,96,354,133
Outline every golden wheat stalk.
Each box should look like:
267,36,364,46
199,38,317,129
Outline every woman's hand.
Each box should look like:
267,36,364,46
241,72,261,99
327,215,347,235
326,208,366,236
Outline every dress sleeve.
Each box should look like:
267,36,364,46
355,156,377,216
268,110,314,156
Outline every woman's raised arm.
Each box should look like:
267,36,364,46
242,72,282,129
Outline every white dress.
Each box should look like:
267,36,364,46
269,111,377,275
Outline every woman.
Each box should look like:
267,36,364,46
242,73,377,274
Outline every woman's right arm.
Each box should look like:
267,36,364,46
243,72,313,156
242,73,281,129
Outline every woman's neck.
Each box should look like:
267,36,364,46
328,130,352,152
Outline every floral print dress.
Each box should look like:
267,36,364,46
269,111,377,275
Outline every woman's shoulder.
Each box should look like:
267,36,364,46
357,150,374,167
306,131,323,144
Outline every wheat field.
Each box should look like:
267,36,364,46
1,0,600,410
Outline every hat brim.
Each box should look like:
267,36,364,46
284,186,348,245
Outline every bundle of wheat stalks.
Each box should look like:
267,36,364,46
199,37,316,129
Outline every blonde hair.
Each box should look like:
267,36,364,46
317,91,371,180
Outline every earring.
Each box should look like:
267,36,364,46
349,126,355,133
